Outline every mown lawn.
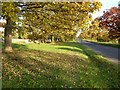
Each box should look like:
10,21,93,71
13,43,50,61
2,41,120,88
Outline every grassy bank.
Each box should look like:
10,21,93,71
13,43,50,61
2,42,120,88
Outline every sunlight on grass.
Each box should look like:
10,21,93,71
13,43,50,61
2,42,120,88
25,42,89,60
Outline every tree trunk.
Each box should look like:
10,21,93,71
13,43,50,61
51,35,54,43
4,18,13,52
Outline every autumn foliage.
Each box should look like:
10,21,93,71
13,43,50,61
99,6,120,43
0,22,5,27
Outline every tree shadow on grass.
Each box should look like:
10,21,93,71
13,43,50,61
55,41,81,48
2,42,120,88
57,47,84,53
81,47,119,88
3,48,89,88
56,41,118,65
55,41,87,56
54,42,120,88
12,43,28,50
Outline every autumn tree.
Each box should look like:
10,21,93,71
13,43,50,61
99,6,120,43
80,18,100,40
1,1,102,52
2,2,20,52
23,2,101,42
80,17,110,42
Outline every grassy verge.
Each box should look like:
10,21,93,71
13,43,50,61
2,41,120,88
84,39,120,48
96,42,120,48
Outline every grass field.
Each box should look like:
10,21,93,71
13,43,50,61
2,41,120,88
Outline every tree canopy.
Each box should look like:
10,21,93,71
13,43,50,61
1,1,102,51
99,6,120,43
23,2,102,42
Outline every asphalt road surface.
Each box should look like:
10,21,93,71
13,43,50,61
79,40,120,64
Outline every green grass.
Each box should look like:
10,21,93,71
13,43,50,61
2,41,120,88
0,42,2,49
84,39,120,48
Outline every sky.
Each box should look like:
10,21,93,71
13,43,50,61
92,0,120,19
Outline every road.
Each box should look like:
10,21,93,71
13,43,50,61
78,40,120,64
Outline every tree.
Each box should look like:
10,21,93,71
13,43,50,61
1,2,102,52
80,16,111,42
2,2,20,52
23,2,102,42
99,6,120,43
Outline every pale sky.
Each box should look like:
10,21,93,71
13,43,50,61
92,0,120,19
